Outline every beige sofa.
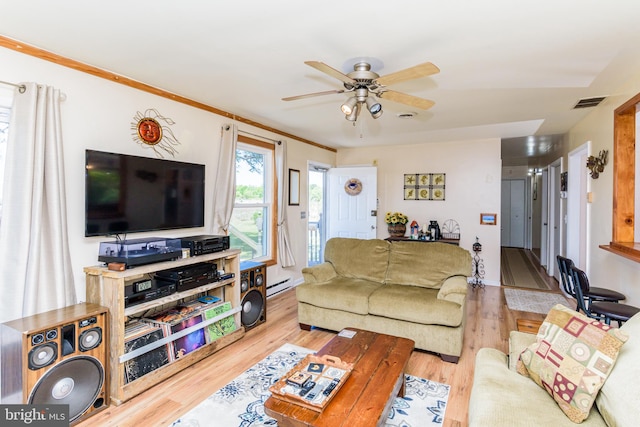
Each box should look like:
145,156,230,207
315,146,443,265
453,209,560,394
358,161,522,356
296,237,472,362
468,311,640,426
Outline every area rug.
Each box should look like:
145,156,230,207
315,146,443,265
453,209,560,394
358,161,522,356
501,247,552,290
504,288,570,315
169,343,450,427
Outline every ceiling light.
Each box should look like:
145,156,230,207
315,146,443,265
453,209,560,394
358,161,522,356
366,97,383,119
345,103,359,121
341,97,358,115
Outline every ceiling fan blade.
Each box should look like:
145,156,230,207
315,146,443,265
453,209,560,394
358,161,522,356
375,62,440,87
304,61,357,85
378,90,435,110
282,89,345,101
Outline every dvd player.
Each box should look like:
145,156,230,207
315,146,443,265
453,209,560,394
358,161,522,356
154,261,218,292
124,278,176,308
180,235,230,256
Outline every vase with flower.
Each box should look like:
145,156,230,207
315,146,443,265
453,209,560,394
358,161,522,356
385,211,408,237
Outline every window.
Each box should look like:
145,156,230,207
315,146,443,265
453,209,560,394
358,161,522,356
229,136,277,264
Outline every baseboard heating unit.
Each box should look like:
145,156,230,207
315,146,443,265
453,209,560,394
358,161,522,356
266,278,291,297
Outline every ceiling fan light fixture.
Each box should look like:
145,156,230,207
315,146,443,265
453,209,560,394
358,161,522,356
341,96,358,115
366,97,383,118
345,103,359,121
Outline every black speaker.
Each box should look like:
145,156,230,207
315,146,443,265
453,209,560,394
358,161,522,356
1,303,109,425
239,261,267,330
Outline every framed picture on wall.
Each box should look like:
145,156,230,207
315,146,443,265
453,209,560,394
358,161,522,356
480,213,497,225
289,169,300,206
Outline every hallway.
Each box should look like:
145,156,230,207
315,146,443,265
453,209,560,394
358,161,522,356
502,246,561,292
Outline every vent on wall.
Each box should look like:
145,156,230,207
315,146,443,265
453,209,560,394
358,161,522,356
573,96,606,109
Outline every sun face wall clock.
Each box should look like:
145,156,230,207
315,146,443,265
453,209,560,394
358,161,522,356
131,108,181,158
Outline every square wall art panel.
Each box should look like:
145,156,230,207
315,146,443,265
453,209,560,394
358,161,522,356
404,173,445,201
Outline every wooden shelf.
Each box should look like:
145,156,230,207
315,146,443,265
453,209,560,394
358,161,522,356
123,277,236,317
84,249,244,405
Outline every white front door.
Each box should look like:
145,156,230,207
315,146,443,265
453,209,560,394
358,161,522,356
327,166,377,239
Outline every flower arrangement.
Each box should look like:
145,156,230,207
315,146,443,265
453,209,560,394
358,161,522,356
384,211,408,225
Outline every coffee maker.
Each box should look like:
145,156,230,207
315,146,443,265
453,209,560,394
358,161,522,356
427,220,441,240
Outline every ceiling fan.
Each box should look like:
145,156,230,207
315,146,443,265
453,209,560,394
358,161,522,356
283,60,440,122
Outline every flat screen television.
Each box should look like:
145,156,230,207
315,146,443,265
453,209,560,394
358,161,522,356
85,150,205,237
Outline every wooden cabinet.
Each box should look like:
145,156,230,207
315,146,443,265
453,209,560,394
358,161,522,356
84,249,244,405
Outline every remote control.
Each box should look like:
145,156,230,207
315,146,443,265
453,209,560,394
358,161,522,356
322,379,340,396
299,381,316,397
304,382,324,401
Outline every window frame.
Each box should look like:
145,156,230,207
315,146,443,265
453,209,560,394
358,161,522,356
232,135,277,266
600,91,640,262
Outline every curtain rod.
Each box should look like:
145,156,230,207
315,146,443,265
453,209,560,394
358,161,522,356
0,80,26,93
238,129,282,145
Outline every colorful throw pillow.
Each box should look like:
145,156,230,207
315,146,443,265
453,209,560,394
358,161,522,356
516,304,628,423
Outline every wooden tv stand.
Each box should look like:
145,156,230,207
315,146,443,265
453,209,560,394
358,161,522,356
84,249,244,405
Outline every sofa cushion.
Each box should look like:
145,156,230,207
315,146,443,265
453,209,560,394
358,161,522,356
469,348,607,426
386,241,471,289
368,284,464,327
595,311,640,427
324,238,390,283
517,304,628,423
295,277,383,315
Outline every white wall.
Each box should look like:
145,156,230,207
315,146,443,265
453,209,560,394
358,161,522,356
337,138,502,285
0,46,335,302
567,73,640,306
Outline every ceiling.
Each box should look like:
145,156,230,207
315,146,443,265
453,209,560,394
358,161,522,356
2,1,640,165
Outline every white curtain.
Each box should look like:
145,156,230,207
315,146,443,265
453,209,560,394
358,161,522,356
275,140,296,267
0,83,76,323
211,124,237,235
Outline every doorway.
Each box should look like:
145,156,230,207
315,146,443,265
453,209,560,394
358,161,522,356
501,179,526,247
567,142,590,271
307,164,327,266
546,159,562,279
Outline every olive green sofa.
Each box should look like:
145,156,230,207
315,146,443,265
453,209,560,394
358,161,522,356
468,311,640,426
296,237,472,362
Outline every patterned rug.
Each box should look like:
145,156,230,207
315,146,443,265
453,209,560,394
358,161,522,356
501,247,552,290
169,343,450,427
504,288,570,315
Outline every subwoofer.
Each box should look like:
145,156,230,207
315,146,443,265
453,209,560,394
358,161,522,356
1,303,109,425
239,261,267,330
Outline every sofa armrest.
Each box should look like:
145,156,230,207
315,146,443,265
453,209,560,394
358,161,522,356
436,275,468,304
301,262,337,284
508,330,537,371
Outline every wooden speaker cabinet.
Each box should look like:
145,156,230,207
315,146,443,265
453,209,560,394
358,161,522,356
240,261,267,330
0,303,109,425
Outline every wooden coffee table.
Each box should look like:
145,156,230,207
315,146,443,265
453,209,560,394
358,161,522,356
264,328,414,427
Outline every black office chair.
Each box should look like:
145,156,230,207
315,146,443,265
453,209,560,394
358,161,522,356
569,265,640,326
557,255,625,310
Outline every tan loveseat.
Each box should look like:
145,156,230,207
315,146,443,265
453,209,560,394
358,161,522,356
296,237,472,362
468,311,640,426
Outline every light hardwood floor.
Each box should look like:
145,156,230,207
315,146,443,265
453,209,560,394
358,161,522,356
78,274,561,427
